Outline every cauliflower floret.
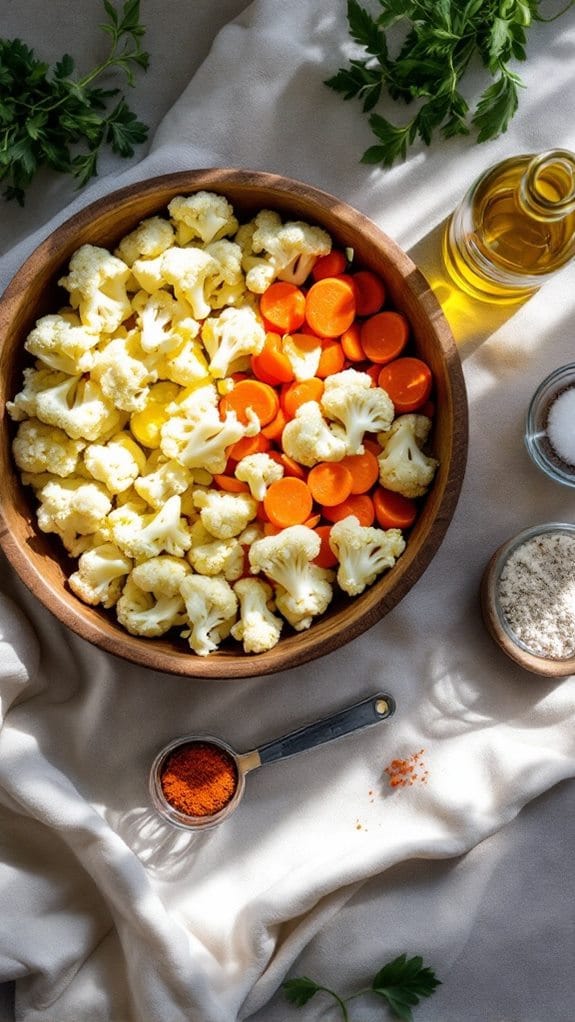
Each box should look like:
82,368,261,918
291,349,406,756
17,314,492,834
106,494,192,560
83,432,147,494
68,542,133,608
321,369,395,454
282,332,322,382
328,515,406,596
281,401,347,468
187,521,244,581
239,209,332,293
131,554,191,597
24,314,101,375
168,191,239,246
231,577,283,653
203,239,246,310
234,452,284,501
248,525,334,630
12,419,85,477
134,454,193,509
179,573,238,656
161,246,219,320
91,335,157,413
33,374,123,442
160,382,258,474
115,216,175,267
155,337,210,387
193,488,257,540
6,365,71,422
201,305,265,379
130,253,167,294
377,414,438,498
116,574,187,638
36,477,112,547
58,244,131,334
131,289,200,354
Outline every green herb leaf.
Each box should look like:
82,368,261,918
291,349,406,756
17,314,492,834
282,977,322,1007
326,0,572,168
0,0,149,204
372,953,442,1022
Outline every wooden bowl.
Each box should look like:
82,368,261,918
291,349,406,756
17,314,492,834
0,169,468,678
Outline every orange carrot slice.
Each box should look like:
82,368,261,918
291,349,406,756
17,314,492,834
220,379,279,426
351,270,386,316
312,524,338,568
305,276,356,338
311,250,347,281
263,476,313,528
360,311,409,364
321,493,375,527
317,338,346,378
377,357,432,413
373,486,418,530
281,377,324,418
307,461,354,507
259,281,306,333
340,450,380,494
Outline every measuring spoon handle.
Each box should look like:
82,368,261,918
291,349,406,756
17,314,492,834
256,693,395,766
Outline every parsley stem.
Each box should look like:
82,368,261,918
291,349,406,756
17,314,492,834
314,986,351,1021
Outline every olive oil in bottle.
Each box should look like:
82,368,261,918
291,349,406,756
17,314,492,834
443,150,575,304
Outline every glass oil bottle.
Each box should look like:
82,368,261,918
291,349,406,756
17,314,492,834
443,149,575,303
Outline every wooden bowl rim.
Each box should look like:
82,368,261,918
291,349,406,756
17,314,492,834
0,168,468,679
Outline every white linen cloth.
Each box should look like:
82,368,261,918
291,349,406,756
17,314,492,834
1,2,575,1020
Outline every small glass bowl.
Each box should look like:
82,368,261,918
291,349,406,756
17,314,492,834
480,522,575,677
149,734,246,831
525,364,575,487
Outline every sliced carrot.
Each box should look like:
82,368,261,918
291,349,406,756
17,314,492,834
305,276,356,338
373,486,418,530
317,338,346,378
213,474,250,494
340,450,380,494
227,432,271,461
377,357,433,413
261,405,289,442
251,332,294,386
256,500,269,522
322,493,375,527
263,522,283,537
360,311,409,364
362,436,382,457
341,322,365,362
303,513,321,529
311,250,347,281
281,377,324,418
307,461,354,507
263,476,313,528
351,271,386,316
259,281,306,333
364,363,381,386
267,450,308,480
312,524,338,568
220,379,279,426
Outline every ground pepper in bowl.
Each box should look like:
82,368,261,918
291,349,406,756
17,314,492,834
160,740,238,817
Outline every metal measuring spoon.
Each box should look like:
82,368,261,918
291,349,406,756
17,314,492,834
150,692,396,830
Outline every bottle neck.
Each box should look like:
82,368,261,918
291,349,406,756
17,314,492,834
518,149,575,222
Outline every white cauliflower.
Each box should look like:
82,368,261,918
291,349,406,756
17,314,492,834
115,216,175,267
231,577,283,653
91,335,157,413
12,419,85,477
204,239,246,309
328,515,406,596
132,289,199,354
321,369,395,454
130,253,167,294
282,332,322,381
134,454,193,509
248,525,334,630
160,383,257,474
201,304,265,379
238,210,331,293
161,246,218,320
6,365,72,422
281,401,347,467
116,573,187,638
24,314,101,375
377,414,438,498
187,521,244,581
234,452,284,501
131,554,191,597
106,494,192,560
156,337,210,387
68,542,133,608
168,191,239,246
83,432,146,494
33,374,123,442
179,573,238,656
58,244,132,333
193,488,257,539
36,477,112,547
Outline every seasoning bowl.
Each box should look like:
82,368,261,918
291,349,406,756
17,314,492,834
525,364,575,487
149,692,396,829
480,522,575,677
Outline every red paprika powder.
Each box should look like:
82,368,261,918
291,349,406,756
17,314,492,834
160,741,238,817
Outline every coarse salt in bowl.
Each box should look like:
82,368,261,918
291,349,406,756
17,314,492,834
525,364,575,488
480,522,575,677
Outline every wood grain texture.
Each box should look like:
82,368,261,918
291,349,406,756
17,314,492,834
0,169,468,679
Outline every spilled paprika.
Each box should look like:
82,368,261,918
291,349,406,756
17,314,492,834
160,740,238,817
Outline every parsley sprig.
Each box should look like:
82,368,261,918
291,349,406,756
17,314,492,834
0,0,149,205
283,953,441,1022
326,0,575,168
